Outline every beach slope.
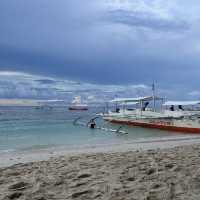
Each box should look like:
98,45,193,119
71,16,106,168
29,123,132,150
1,144,200,199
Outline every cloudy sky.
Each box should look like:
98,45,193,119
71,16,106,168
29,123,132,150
0,0,200,100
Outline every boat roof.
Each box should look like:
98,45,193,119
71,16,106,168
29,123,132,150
110,96,163,103
163,101,200,106
118,102,139,105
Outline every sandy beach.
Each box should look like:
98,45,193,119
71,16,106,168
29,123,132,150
1,140,200,200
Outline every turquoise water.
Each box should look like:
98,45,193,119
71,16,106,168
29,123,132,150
0,106,181,152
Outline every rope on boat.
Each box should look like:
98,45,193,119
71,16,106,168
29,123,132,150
73,117,83,126
116,126,123,133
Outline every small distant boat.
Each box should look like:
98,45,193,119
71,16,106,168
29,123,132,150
68,96,88,111
35,105,53,110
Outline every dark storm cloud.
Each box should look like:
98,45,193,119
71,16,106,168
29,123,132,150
107,9,190,32
0,0,200,98
35,79,57,85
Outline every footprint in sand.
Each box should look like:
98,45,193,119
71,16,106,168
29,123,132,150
8,181,30,191
72,190,93,198
77,173,92,179
7,192,22,200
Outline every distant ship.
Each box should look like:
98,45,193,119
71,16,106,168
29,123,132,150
68,96,88,111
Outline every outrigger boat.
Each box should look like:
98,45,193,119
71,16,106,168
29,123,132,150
101,96,200,134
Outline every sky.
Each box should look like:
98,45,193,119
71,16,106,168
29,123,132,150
0,0,200,101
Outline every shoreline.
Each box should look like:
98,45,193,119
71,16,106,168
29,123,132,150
1,135,200,168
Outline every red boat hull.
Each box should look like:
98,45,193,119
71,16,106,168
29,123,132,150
107,119,200,134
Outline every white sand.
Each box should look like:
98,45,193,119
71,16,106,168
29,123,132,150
1,136,200,200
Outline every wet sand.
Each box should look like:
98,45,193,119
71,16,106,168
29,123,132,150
1,142,200,200
1,135,200,168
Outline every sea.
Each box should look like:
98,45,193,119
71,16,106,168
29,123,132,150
0,106,190,153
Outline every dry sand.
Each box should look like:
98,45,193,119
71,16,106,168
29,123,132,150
1,144,200,200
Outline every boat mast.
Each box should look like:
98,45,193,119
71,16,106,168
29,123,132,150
152,82,156,112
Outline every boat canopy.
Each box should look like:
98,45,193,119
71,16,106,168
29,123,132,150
163,101,200,106
118,102,139,105
110,96,163,103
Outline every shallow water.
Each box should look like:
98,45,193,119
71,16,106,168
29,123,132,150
0,106,188,152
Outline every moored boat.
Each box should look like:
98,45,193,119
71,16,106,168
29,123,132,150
101,96,200,134
68,96,88,111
